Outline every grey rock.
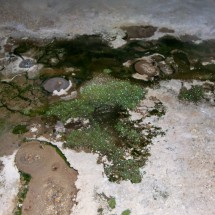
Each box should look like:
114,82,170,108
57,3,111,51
158,61,174,75
42,77,70,93
19,59,35,68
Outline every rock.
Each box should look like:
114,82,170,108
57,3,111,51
202,81,214,91
122,25,157,39
132,57,160,81
123,55,161,81
132,73,150,81
49,57,59,66
208,98,215,106
158,61,174,75
106,28,127,48
171,49,190,72
27,64,43,79
134,59,158,76
202,81,215,105
19,59,35,68
42,77,70,93
165,57,178,73
179,34,199,42
150,53,165,62
55,121,65,133
64,117,90,130
106,28,127,41
158,27,175,33
129,111,143,121
203,91,214,100
61,91,78,100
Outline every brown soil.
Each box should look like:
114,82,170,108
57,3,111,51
0,109,28,156
15,141,78,215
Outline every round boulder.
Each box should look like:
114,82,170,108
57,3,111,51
132,57,159,81
42,77,70,93
134,59,158,76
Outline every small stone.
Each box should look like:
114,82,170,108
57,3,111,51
61,91,77,100
49,58,59,66
132,73,149,81
208,98,215,106
165,57,178,73
158,61,174,75
202,81,214,91
19,59,35,68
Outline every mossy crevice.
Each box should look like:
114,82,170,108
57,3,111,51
13,172,31,215
178,85,204,103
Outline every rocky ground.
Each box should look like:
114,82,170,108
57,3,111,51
0,1,215,215
1,79,214,215
8,79,213,215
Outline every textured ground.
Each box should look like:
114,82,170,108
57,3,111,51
0,0,215,39
15,141,78,215
0,1,215,214
29,80,215,215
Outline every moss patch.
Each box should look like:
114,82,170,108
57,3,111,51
14,172,31,215
46,79,144,121
66,124,144,183
47,78,166,183
108,197,116,209
178,85,204,103
121,209,131,215
12,124,29,134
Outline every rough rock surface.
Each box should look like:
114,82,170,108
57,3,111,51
132,56,160,81
15,141,78,215
31,80,215,215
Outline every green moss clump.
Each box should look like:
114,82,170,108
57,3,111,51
46,80,144,121
178,85,204,103
115,121,142,145
121,209,131,215
12,124,29,134
108,197,116,209
105,158,142,183
66,125,114,153
82,81,143,109
66,124,143,183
